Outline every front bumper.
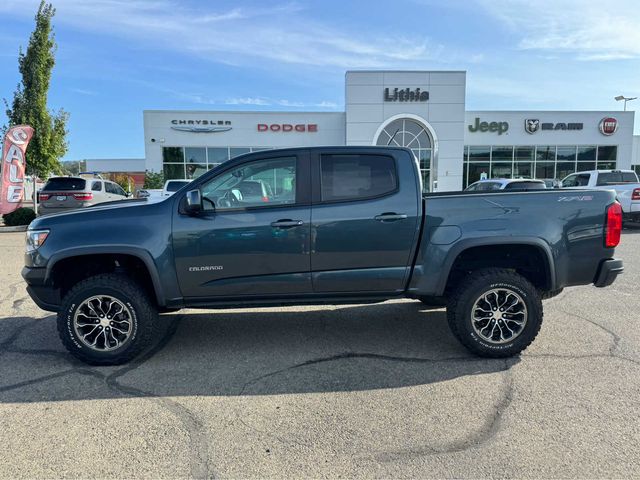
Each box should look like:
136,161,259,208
593,259,624,288
21,266,61,312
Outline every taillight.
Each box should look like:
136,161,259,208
73,192,93,201
262,196,269,202
632,188,640,200
38,193,50,201
605,202,622,248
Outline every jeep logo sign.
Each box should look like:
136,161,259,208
257,124,318,132
467,117,509,135
599,117,618,136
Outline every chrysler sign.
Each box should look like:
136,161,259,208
171,119,232,133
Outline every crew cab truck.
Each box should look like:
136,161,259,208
561,169,640,223
22,147,624,365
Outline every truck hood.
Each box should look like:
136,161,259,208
30,198,169,230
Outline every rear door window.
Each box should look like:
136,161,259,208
320,154,397,202
42,178,86,191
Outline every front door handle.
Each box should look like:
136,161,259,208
271,219,304,228
374,213,408,222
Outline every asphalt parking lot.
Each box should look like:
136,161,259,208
1,230,640,479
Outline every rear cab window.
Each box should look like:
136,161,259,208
504,181,546,190
42,177,87,191
597,172,639,186
319,154,397,202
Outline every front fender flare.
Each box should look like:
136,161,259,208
45,245,167,306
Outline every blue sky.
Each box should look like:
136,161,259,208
0,0,638,161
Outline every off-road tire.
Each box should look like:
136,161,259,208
57,273,159,365
446,268,543,358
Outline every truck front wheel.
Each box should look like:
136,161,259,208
446,268,543,358
57,273,159,365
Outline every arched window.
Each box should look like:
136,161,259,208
376,118,432,191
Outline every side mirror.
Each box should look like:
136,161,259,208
185,189,203,215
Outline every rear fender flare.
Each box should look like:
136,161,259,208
437,237,556,295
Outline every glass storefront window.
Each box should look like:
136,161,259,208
513,162,532,178
491,146,513,161
185,147,206,164
597,145,617,161
467,162,490,185
490,162,512,178
163,163,184,180
230,147,251,158
464,144,620,188
576,161,596,171
515,146,534,162
163,147,184,163
577,146,596,160
556,146,577,162
536,146,555,162
599,162,616,170
556,161,576,181
535,162,554,179
207,147,230,165
468,146,490,162
185,148,206,179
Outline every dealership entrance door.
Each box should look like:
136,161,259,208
375,117,433,191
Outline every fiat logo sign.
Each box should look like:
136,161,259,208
599,117,618,136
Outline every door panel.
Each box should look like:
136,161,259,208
310,151,421,293
173,206,311,297
172,152,312,298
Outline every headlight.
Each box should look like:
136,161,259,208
26,229,49,252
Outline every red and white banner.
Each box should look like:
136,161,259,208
0,125,34,215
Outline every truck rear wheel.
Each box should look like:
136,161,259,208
57,273,159,365
446,268,543,358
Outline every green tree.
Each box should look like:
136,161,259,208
3,1,68,178
144,170,164,189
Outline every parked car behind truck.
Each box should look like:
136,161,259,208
38,175,129,215
22,147,623,365
561,169,640,223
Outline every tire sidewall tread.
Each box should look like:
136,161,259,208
57,273,158,365
447,268,543,358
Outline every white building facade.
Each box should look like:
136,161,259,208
142,70,637,192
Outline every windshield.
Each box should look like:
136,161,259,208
42,177,87,191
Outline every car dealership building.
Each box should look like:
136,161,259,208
138,70,637,192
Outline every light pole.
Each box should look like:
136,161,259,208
615,95,637,111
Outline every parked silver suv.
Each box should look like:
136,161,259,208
38,176,128,215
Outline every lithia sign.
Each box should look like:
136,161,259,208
383,87,429,102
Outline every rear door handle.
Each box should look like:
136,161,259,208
374,213,408,222
271,219,304,228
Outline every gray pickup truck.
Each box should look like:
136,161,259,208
22,147,624,365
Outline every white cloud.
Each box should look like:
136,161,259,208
476,0,640,60
225,97,271,106
0,0,466,69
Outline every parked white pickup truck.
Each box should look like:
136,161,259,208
561,170,640,222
